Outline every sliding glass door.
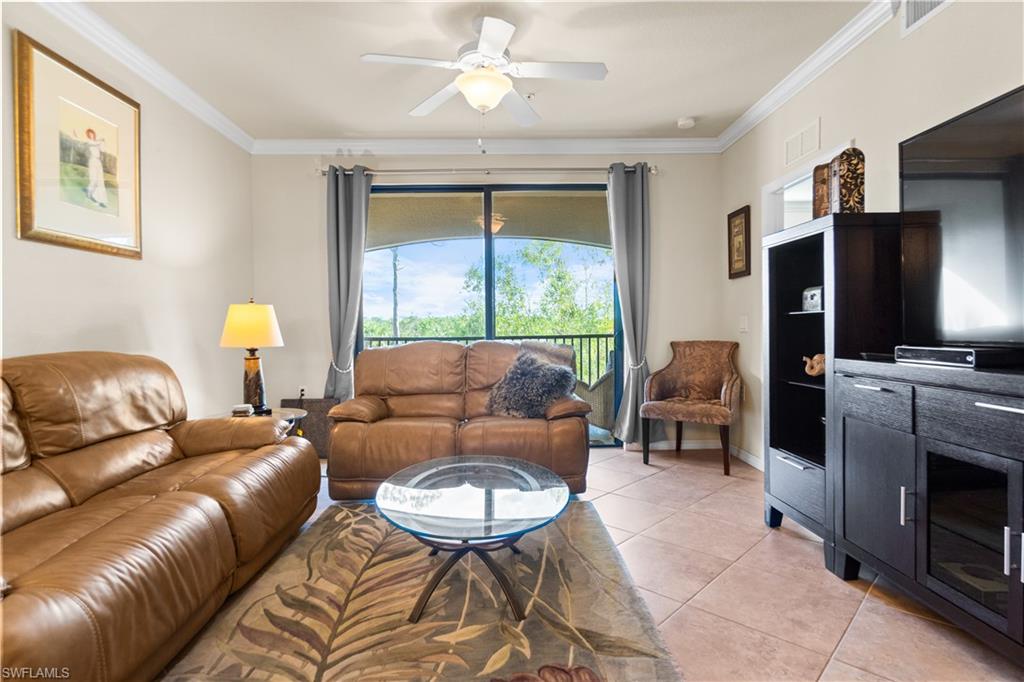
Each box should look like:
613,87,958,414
361,185,619,445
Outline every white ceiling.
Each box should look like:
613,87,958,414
87,1,867,140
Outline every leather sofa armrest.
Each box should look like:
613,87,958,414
546,397,593,420
168,417,288,457
328,396,388,423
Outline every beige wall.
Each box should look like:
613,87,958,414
6,1,1020,453
2,4,254,417
717,1,1024,461
252,153,723,445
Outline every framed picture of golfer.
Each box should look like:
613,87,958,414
14,31,141,258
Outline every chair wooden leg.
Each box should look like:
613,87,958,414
675,421,683,452
641,418,651,465
719,425,730,476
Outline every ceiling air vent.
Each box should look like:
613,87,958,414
902,0,952,36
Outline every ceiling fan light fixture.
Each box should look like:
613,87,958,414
455,66,513,112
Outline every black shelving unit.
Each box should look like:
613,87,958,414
762,213,902,569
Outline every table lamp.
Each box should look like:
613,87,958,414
219,298,284,415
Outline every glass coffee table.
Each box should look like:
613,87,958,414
375,456,570,623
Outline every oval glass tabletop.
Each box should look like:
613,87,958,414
374,456,570,542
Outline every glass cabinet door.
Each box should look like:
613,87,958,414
918,437,1023,640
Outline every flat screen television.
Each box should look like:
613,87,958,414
901,85,1024,348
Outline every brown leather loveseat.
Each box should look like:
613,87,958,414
0,351,320,680
328,341,592,499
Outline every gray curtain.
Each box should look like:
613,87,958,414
607,162,651,443
324,165,373,400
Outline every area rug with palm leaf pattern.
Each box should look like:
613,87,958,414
164,500,681,681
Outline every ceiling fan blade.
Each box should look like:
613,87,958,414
409,82,460,117
477,17,515,57
501,89,540,127
509,61,608,81
361,53,457,69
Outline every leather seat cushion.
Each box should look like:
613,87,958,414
0,491,234,680
3,495,157,582
329,417,458,482
86,438,319,563
85,450,244,504
458,416,589,490
640,397,733,425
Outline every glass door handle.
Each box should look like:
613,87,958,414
899,486,913,526
1005,526,1012,577
975,401,1024,416
776,455,809,471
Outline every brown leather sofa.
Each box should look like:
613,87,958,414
0,351,320,680
328,340,592,500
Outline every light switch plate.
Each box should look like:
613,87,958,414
739,315,749,333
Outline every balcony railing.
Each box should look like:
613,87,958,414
363,333,615,387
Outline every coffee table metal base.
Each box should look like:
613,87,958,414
409,535,526,623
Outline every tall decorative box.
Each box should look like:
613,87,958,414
829,148,865,214
812,163,831,218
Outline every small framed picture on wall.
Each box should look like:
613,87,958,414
727,205,751,279
13,31,142,259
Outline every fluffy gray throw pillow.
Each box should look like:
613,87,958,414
487,352,577,419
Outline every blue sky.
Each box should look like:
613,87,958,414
362,238,613,319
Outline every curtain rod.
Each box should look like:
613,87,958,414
318,166,658,177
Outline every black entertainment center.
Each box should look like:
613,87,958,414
763,85,1024,664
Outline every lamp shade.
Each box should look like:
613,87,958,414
219,301,284,348
454,66,512,112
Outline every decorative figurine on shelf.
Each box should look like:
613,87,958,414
829,147,865,214
802,286,823,312
802,354,826,377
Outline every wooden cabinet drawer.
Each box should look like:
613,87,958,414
837,375,914,433
917,387,1024,460
769,450,825,524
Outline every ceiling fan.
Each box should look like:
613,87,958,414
361,17,607,127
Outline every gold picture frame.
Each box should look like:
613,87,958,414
727,205,750,279
14,30,141,259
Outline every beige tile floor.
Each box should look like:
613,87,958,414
313,450,1024,681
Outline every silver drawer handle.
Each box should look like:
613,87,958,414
853,384,885,392
900,486,907,526
1020,535,1023,584
776,455,809,471
975,402,1024,416
1005,526,1012,576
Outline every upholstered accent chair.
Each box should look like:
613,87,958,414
639,341,741,474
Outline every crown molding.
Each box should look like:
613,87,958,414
39,1,255,151
38,1,895,158
249,137,723,156
716,1,895,152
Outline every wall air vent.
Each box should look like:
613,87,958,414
902,0,952,36
784,119,821,166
